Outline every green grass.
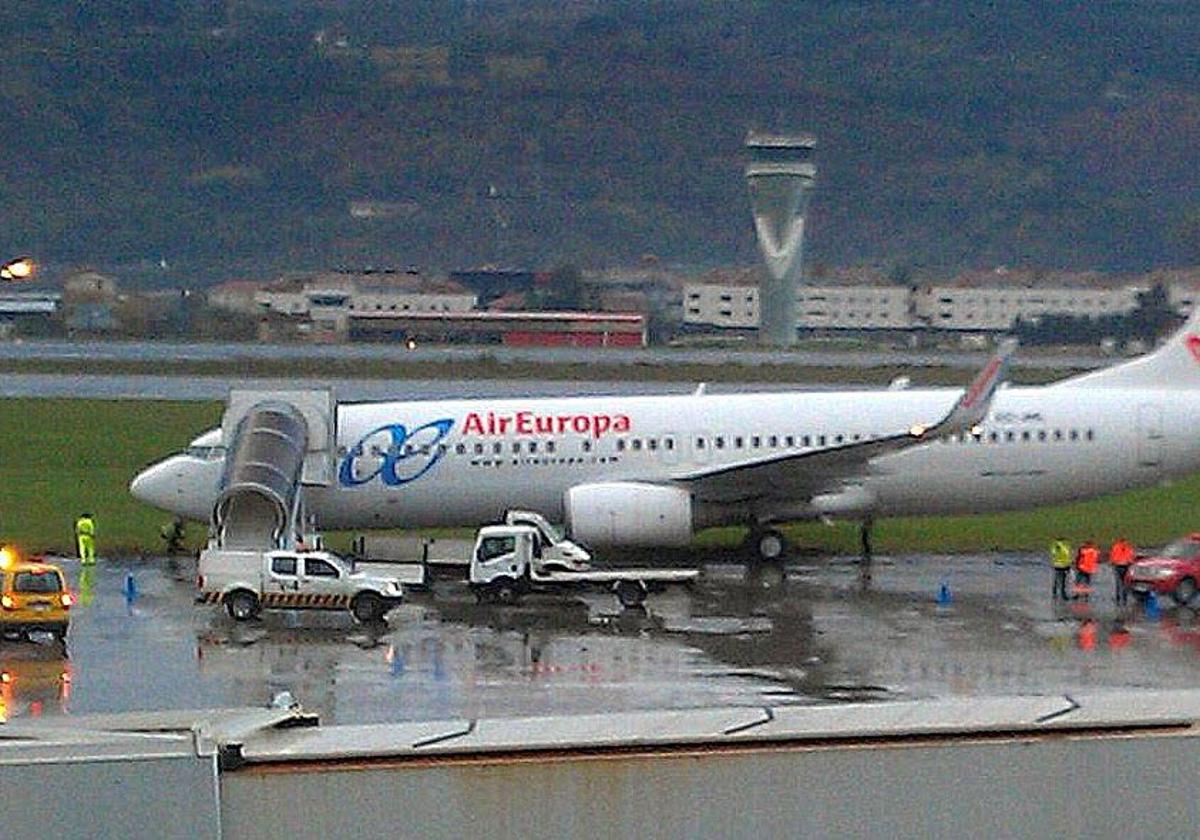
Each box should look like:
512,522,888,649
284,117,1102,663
0,397,1193,557
0,399,223,554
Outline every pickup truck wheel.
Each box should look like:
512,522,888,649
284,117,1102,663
225,590,260,621
615,580,647,608
492,579,520,606
352,593,386,623
1174,577,1197,605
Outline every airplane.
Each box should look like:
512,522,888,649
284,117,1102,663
130,308,1200,563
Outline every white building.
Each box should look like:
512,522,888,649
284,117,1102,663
256,286,477,324
683,274,1155,333
911,284,1143,330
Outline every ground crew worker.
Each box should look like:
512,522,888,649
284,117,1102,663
75,512,96,566
160,517,185,555
1074,540,1100,601
1109,537,1136,606
1050,537,1072,601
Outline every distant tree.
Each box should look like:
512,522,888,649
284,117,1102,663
534,264,585,310
1127,282,1178,342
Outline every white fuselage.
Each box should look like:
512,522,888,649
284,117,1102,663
136,384,1200,531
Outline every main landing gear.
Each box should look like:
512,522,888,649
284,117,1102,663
745,528,789,563
859,518,874,588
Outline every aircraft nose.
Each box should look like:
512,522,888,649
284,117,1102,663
129,460,178,511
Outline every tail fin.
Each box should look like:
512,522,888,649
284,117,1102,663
1056,309,1200,389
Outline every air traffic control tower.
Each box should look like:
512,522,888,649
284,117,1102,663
745,132,816,346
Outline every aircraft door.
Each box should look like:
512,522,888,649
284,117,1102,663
1136,404,1163,469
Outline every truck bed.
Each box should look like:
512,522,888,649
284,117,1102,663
529,567,699,584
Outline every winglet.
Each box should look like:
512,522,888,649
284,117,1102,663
918,337,1017,439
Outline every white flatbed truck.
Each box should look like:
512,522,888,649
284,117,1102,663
352,509,591,574
469,524,699,608
197,546,406,623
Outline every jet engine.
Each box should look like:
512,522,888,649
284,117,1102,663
564,482,693,547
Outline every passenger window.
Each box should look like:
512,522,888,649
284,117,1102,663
1053,430,1063,441
547,441,556,453
1037,431,1046,442
1069,430,1079,441
1086,429,1095,441
786,436,795,447
715,437,725,449
493,442,503,454
696,438,706,449
456,443,466,455
512,442,522,454
474,443,484,455
802,435,810,447
818,435,826,446
648,439,658,451
632,439,642,451
751,436,761,448
769,435,778,448
271,556,297,576
1021,431,1030,441
990,432,999,443
617,439,626,452
304,558,338,578
734,437,744,448
582,440,593,452
529,441,538,453
665,438,675,451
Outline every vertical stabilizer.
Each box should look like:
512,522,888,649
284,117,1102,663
1056,309,1200,389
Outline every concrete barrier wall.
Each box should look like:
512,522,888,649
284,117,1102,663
221,731,1191,840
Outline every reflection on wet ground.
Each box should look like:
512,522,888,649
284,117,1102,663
7,552,1200,725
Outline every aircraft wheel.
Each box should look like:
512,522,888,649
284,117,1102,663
225,590,260,621
748,528,788,562
615,580,647,608
1173,577,1197,606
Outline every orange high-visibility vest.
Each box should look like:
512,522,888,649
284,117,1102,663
1077,545,1100,574
1109,540,1135,567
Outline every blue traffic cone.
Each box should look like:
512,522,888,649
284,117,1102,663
1145,591,1160,621
937,582,952,606
123,572,138,601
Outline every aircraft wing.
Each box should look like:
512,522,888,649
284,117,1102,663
672,338,1017,504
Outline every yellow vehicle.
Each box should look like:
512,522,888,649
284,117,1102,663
0,547,72,642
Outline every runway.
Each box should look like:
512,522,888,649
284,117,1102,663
4,551,1192,725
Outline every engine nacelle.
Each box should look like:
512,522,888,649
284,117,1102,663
564,482,693,548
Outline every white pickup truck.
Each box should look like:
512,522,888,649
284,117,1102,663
469,524,699,608
197,547,405,623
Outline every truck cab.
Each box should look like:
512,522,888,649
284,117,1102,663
471,526,538,592
503,510,591,570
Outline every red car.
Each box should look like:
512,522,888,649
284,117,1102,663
1127,534,1200,605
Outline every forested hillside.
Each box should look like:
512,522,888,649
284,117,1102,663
0,1,1196,281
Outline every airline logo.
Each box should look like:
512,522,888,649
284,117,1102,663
463,410,631,438
338,409,635,488
1186,334,1200,365
339,419,454,487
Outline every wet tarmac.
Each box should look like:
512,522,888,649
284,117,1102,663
2,552,1195,725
